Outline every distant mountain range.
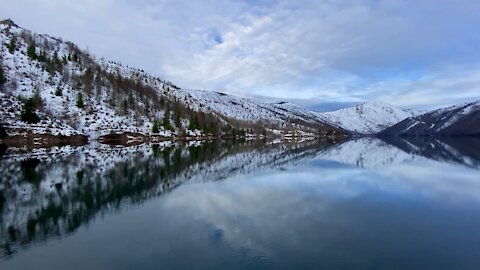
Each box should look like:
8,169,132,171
0,19,479,140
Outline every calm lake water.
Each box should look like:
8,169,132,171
1,137,480,270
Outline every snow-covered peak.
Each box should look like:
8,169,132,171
319,101,413,134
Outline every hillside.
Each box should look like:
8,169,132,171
379,100,480,137
0,19,342,141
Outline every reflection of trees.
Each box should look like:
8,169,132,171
0,139,333,258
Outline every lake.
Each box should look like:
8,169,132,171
1,137,480,270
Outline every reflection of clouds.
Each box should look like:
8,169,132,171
160,160,480,258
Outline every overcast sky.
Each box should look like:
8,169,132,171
1,0,480,110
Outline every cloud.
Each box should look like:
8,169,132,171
1,0,479,108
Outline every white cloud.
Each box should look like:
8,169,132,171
1,0,479,108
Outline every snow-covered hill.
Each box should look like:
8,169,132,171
319,101,414,134
168,90,340,132
0,20,341,139
380,100,480,136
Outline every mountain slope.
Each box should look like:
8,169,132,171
379,100,480,137
319,101,413,134
0,20,341,139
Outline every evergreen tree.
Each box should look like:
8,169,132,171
55,86,62,96
0,123,7,138
47,52,62,74
173,107,181,128
188,115,198,130
27,41,37,60
162,109,173,131
0,65,6,85
76,92,84,108
20,98,40,124
7,37,16,54
38,50,48,62
52,52,60,66
152,119,160,133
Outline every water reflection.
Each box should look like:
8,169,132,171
382,136,480,169
0,137,480,269
318,137,480,169
0,139,334,258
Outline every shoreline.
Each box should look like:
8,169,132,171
0,130,339,150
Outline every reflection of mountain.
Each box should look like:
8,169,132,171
317,137,480,170
0,139,335,258
381,136,480,169
316,138,418,169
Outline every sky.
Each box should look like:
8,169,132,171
1,0,480,110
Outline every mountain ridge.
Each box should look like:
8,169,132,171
379,100,480,137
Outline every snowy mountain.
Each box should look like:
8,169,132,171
380,100,480,137
0,20,341,140
319,101,415,134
